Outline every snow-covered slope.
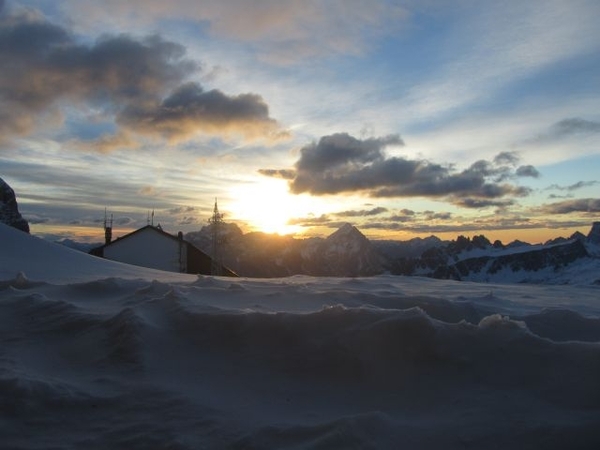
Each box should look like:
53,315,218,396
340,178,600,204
387,232,600,284
0,222,193,283
2,222,600,448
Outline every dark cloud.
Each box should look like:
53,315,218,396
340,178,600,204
0,10,192,140
567,180,598,190
515,165,540,178
546,180,598,192
257,169,296,180
0,10,285,148
287,214,333,226
529,118,600,146
423,211,452,220
119,82,286,142
453,198,515,209
293,133,403,174
493,151,519,166
334,206,388,217
262,133,536,209
550,118,600,137
178,216,198,225
115,217,136,226
27,216,50,224
167,206,197,215
387,214,414,223
540,198,600,214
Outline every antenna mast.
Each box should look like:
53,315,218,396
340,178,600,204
209,198,224,276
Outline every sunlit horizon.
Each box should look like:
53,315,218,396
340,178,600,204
2,0,599,246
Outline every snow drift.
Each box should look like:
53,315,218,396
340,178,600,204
1,223,600,449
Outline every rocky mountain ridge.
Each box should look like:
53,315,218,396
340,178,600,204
186,221,600,283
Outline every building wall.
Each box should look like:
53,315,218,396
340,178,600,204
104,228,186,272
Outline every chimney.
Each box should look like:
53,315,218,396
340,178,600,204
104,210,113,245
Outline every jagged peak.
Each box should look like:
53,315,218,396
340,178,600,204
588,221,600,245
327,223,367,241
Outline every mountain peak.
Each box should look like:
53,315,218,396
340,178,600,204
588,222,600,245
327,223,366,241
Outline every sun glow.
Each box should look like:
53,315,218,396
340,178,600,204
228,178,314,235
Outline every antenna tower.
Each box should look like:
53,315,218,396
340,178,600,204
208,198,224,276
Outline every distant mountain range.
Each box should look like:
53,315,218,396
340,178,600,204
4,176,597,284
185,221,600,284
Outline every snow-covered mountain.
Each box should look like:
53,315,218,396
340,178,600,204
0,177,29,233
185,222,600,283
310,223,384,276
386,227,600,284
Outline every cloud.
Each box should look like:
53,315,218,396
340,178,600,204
540,198,600,214
61,0,407,64
387,214,414,223
287,214,335,227
262,132,536,209
528,118,600,148
515,165,540,178
118,82,288,143
549,118,600,138
139,186,157,196
453,198,515,209
422,210,452,221
0,9,286,149
333,207,388,217
115,217,136,226
257,169,296,180
70,131,140,154
168,206,196,215
546,180,598,192
493,151,520,166
0,10,193,141
178,216,198,225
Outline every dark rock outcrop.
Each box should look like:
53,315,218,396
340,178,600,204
0,177,29,233
587,222,600,245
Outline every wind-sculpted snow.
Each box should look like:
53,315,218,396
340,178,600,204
1,272,600,449
2,224,600,448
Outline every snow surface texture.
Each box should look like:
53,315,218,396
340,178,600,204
1,223,600,449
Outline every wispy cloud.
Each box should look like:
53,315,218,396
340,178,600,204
545,180,599,192
405,1,600,119
59,0,408,64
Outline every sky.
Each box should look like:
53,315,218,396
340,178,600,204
1,0,599,243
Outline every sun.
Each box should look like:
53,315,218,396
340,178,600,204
228,178,310,235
